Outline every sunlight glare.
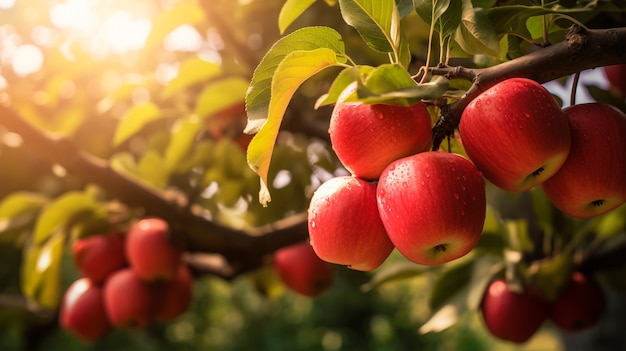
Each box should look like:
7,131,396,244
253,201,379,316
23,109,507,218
164,24,203,52
0,0,15,9
12,44,44,76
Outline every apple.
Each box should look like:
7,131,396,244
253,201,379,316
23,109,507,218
273,241,334,297
103,268,154,329
153,264,194,321
126,218,182,281
459,77,571,192
329,100,433,180
549,272,606,332
59,278,110,342
376,151,486,265
481,279,548,343
603,64,626,97
308,176,394,271
542,103,626,218
72,233,126,283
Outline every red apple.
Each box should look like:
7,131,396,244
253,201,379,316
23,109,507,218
308,176,394,271
459,77,571,192
549,272,606,332
72,233,126,284
273,241,334,297
153,264,194,321
103,268,154,329
126,218,182,281
603,64,626,97
481,279,548,343
542,103,626,218
59,278,110,342
329,100,433,180
376,151,485,265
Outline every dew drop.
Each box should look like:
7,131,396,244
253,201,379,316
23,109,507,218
453,193,460,199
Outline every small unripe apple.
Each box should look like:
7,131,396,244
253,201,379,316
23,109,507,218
542,103,626,218
72,233,126,283
308,176,393,271
153,264,193,321
59,278,110,342
603,64,626,97
126,218,182,281
329,100,433,180
377,151,486,265
273,241,334,297
459,78,571,192
103,268,154,330
549,272,606,332
481,279,548,343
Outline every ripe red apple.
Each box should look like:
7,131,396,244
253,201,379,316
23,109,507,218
542,103,626,218
72,233,126,283
126,218,182,281
376,151,485,265
308,176,394,271
481,279,548,343
603,64,626,97
549,272,606,332
153,264,194,321
273,241,334,297
59,278,110,342
329,100,433,180
103,268,154,329
459,77,571,192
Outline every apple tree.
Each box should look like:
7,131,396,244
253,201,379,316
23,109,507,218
0,0,625,349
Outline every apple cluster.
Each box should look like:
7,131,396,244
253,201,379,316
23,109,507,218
481,272,606,343
273,241,334,298
59,218,193,342
459,77,626,219
308,87,487,269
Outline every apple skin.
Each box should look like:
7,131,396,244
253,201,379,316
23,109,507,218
308,176,394,271
542,103,626,218
603,64,626,97
72,233,126,284
459,77,571,192
59,278,110,342
329,101,433,180
153,264,194,321
126,218,182,281
273,241,334,297
549,272,606,332
376,151,486,265
103,268,154,330
481,279,548,343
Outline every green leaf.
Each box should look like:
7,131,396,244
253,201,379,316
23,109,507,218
164,115,203,174
195,77,249,119
428,259,475,311
144,2,205,49
0,192,48,234
163,57,222,99
113,102,162,146
21,232,65,309
413,0,451,26
361,261,431,292
453,0,500,58
278,0,317,34
136,150,169,188
339,0,410,66
245,26,346,135
315,65,376,108
247,48,344,205
32,192,103,245
361,66,449,104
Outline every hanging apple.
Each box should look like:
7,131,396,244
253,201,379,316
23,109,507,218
308,176,394,271
376,151,486,265
273,241,334,297
59,278,110,342
125,218,182,281
459,77,571,192
72,233,127,283
329,100,432,180
549,272,606,332
542,103,626,218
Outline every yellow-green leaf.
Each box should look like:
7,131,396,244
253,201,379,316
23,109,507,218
278,0,317,34
113,102,162,146
195,77,249,118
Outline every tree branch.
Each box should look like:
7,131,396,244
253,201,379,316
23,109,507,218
430,25,626,150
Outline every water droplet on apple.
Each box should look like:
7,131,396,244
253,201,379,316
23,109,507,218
524,112,531,118
375,112,384,120
460,210,465,216
453,193,460,199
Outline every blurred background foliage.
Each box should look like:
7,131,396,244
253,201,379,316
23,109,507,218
0,0,624,350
